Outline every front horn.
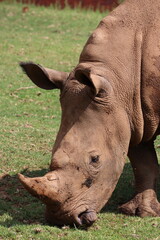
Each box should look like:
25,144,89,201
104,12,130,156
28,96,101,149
18,172,61,205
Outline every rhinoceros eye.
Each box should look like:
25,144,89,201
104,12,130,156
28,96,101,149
91,155,99,164
96,89,107,98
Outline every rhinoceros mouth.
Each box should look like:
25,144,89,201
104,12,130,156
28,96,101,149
74,209,97,227
45,206,97,227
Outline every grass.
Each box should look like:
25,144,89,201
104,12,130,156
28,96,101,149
0,2,160,239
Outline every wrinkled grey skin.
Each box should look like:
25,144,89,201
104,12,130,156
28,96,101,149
19,0,160,227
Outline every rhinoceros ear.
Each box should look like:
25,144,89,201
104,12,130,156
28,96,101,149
88,73,108,95
75,69,111,95
20,62,69,90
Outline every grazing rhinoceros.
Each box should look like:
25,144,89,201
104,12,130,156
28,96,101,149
18,0,160,227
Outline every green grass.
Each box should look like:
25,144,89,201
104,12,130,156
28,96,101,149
0,2,160,239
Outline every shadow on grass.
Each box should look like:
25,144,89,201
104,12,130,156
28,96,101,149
0,163,160,227
102,162,160,213
102,163,134,213
0,168,48,227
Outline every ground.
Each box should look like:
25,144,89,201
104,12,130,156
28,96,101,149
0,2,160,239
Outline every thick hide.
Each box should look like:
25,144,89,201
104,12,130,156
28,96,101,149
19,0,160,227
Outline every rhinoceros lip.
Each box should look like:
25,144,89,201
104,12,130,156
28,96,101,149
75,209,97,227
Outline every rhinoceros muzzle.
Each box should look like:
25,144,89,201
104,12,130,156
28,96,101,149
46,208,97,227
77,210,97,227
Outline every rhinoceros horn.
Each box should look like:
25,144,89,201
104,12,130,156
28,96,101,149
18,173,61,205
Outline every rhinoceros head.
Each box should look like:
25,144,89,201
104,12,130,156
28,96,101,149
19,62,130,227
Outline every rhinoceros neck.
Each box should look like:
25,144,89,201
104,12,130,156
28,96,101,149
79,5,144,144
121,0,160,12
79,0,160,145
112,0,160,143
